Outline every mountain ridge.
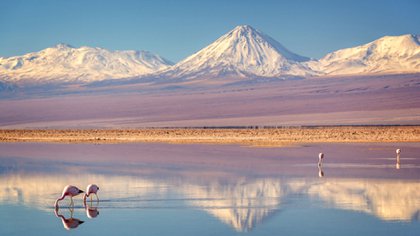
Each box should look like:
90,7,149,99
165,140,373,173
0,26,419,87
307,34,420,75
0,44,173,83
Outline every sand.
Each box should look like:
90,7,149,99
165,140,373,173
1,126,419,146
1,74,420,129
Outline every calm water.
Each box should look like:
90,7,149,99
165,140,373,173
0,142,419,235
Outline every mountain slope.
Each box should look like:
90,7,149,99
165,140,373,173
0,44,173,83
158,25,316,80
308,34,420,75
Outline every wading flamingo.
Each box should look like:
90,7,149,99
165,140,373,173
318,153,324,166
396,148,401,169
83,184,100,203
55,185,84,208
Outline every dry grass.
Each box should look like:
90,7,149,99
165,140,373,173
0,126,419,147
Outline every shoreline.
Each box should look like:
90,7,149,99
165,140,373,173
1,126,419,146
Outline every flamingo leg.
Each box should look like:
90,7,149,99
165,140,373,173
95,194,99,203
90,195,92,202
70,197,74,208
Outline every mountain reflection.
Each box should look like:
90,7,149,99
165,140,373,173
182,179,284,232
1,173,419,231
304,179,420,221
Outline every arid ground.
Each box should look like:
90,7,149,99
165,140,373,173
1,74,420,128
1,126,419,146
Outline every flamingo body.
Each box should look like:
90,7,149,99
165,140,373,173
55,185,84,208
84,184,100,203
318,152,324,166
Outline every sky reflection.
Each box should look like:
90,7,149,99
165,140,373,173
1,172,419,232
0,142,420,234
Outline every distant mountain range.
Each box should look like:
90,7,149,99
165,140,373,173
0,44,173,83
309,33,420,76
0,25,419,86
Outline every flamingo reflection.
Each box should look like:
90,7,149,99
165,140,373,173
318,165,325,177
54,207,84,230
83,200,100,219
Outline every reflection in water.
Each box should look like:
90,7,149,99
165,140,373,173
318,165,325,178
84,201,100,219
183,179,283,232
305,179,420,221
0,174,169,209
396,152,401,169
54,207,84,230
1,173,420,231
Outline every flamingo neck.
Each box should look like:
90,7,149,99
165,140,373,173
55,195,65,207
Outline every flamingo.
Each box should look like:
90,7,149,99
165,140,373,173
54,207,84,230
83,184,100,203
318,152,324,166
54,185,84,208
396,148,401,169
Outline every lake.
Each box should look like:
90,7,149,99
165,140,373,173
1,142,419,235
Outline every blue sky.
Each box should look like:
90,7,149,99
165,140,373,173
0,0,419,62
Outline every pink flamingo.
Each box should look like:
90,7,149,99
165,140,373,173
83,184,100,203
318,152,324,166
54,185,84,208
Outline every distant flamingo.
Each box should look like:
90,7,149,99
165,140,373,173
83,184,100,203
318,153,324,166
396,148,401,169
54,207,84,230
54,185,84,208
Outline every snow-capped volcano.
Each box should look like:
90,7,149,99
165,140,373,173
0,44,173,83
1,27,419,90
309,34,420,75
159,25,316,79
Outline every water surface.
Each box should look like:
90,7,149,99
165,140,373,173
1,142,419,235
